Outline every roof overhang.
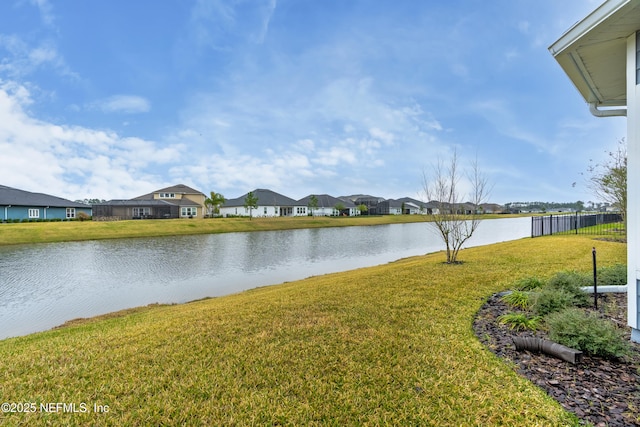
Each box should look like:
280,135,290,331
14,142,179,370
549,0,640,108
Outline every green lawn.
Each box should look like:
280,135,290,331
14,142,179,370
0,214,522,246
0,235,624,426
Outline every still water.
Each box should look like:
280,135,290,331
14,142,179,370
0,217,530,339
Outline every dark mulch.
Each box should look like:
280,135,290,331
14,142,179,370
473,292,640,426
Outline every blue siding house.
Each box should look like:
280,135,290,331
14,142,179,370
0,185,92,221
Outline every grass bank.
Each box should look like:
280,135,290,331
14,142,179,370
0,235,625,426
0,214,520,246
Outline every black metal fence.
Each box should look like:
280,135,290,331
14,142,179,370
531,212,624,237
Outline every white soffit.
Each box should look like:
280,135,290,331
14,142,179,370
549,0,640,107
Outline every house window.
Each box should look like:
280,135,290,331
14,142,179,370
159,193,176,198
264,207,268,215
28,209,39,218
181,207,197,217
66,208,76,219
133,207,151,217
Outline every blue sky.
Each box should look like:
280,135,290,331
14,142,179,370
0,0,626,204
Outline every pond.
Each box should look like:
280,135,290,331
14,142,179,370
0,217,531,339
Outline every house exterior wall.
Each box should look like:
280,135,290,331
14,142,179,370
310,206,360,216
219,205,277,217
183,193,206,207
311,207,339,216
219,205,311,217
93,204,178,219
627,32,640,341
153,193,181,200
152,192,205,210
179,206,199,218
1,205,92,221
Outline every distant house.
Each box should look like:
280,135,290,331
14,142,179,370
0,185,92,221
93,184,206,220
430,201,476,215
219,189,308,217
342,195,386,215
479,203,505,214
379,197,434,215
298,194,359,216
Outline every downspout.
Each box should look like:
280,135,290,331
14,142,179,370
589,102,627,117
513,337,583,364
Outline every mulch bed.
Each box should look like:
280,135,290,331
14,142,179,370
473,292,640,426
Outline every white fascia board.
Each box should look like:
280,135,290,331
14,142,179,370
548,0,632,56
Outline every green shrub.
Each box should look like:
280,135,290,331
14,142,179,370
498,313,542,331
546,308,631,359
546,271,591,307
513,277,545,291
530,288,577,316
597,264,627,287
500,290,531,309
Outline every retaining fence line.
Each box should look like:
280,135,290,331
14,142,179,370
531,212,623,237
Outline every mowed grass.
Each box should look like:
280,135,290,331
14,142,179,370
0,214,522,246
0,235,625,426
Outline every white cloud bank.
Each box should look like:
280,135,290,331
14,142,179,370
0,81,180,200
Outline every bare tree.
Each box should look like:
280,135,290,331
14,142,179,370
422,149,490,264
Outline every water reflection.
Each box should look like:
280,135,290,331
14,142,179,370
0,217,530,339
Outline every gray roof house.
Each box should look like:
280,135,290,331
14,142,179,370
298,194,358,216
378,197,435,215
341,194,386,215
0,185,92,221
93,184,206,220
219,189,308,217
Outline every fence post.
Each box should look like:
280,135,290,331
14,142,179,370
531,217,534,238
592,247,598,310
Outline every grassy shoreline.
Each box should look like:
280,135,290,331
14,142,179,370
0,234,624,425
0,214,522,246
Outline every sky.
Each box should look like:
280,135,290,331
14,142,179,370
0,0,627,205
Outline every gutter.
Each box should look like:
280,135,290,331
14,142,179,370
589,102,627,117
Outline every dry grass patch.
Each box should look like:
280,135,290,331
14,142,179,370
0,235,624,425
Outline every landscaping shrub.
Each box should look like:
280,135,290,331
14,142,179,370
498,313,541,331
530,287,577,316
597,264,627,287
546,271,591,307
500,290,531,309
546,308,631,359
512,276,545,291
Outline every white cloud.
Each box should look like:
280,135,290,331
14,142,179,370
369,127,394,145
91,95,151,114
315,145,357,167
0,35,78,82
29,0,55,27
190,0,278,49
0,83,179,199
